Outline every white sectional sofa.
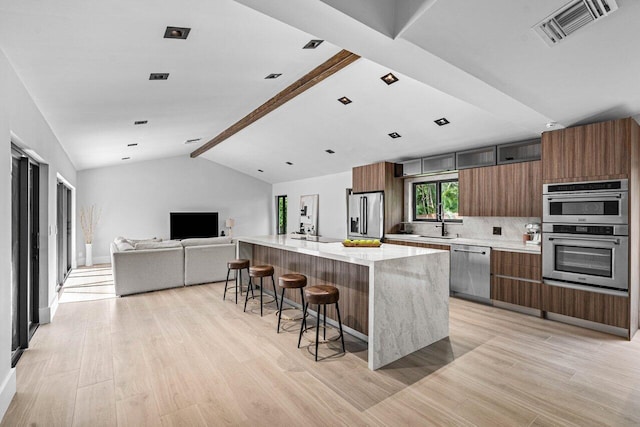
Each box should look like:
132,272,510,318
110,236,235,296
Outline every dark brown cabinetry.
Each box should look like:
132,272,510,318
459,160,542,217
541,284,629,329
384,239,450,251
541,117,636,183
352,162,403,234
490,250,542,309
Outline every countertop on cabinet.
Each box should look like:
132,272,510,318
237,235,447,266
384,234,541,254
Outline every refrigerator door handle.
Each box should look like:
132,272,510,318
362,197,368,235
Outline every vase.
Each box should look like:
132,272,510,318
85,243,93,267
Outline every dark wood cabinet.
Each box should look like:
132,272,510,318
384,239,450,251
459,160,541,217
352,162,403,234
490,250,542,309
541,117,636,183
541,284,629,329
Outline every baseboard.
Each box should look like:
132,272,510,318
39,294,59,324
0,368,16,422
78,255,110,266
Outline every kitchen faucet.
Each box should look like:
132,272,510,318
434,222,447,237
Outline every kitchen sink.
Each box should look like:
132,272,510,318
420,235,457,240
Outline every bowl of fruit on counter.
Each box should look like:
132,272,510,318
342,239,381,247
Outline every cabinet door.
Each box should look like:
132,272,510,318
400,159,422,177
541,284,629,328
352,163,385,193
384,239,450,251
491,277,541,309
491,251,541,281
459,161,541,217
542,118,631,183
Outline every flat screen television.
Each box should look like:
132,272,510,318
170,212,218,240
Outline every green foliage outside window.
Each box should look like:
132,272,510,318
277,195,287,234
413,180,461,221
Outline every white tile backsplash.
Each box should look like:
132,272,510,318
404,217,541,241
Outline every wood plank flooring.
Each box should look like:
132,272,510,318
3,268,640,426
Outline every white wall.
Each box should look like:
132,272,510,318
272,171,352,239
0,49,77,420
77,155,272,263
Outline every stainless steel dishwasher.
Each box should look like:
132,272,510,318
450,244,491,300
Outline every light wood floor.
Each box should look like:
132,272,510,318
3,270,640,426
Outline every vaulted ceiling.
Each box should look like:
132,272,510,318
1,0,638,183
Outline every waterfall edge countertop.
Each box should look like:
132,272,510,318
236,235,447,266
237,235,450,370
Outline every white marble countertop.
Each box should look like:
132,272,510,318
236,235,446,266
384,234,541,254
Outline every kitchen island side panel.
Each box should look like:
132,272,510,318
251,244,369,334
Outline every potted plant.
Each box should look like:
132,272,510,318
80,205,101,267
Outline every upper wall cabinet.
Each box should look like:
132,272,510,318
542,118,639,183
497,139,541,164
400,159,422,177
352,162,386,193
456,146,496,170
459,160,542,217
422,153,456,174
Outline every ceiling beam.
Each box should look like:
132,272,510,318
190,49,360,158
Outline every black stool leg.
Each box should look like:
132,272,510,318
244,276,252,312
298,302,308,348
315,304,321,361
335,302,345,353
277,287,286,333
223,268,231,301
246,269,254,297
323,304,327,341
235,269,239,304
300,288,306,331
260,277,264,317
271,276,279,311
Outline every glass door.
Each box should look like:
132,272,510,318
11,148,40,367
57,182,73,287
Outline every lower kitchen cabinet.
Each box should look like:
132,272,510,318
384,239,450,251
490,250,542,309
491,277,541,309
541,284,629,329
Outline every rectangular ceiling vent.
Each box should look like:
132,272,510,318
533,0,618,46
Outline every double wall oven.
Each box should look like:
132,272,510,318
543,180,629,295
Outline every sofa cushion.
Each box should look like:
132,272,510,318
180,237,233,247
115,241,135,251
129,237,163,244
134,240,182,250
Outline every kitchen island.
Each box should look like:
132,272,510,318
237,235,450,370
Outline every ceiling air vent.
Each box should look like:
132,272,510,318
533,0,618,46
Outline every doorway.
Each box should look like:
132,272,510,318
11,146,40,367
57,181,73,288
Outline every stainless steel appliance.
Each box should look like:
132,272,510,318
347,192,384,240
525,222,541,245
450,244,491,300
542,223,628,293
543,179,628,224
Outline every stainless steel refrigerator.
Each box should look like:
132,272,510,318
347,192,384,240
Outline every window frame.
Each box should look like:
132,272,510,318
412,178,462,223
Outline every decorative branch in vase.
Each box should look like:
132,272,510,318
80,205,101,267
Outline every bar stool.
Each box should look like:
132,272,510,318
244,265,279,316
276,274,307,333
298,285,345,361
223,259,251,304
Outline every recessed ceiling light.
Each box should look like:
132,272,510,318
127,143,138,147
258,169,264,173
122,157,131,160
303,39,324,49
149,73,169,80
337,96,352,105
325,149,335,154
164,26,191,40
546,121,557,128
184,138,201,144
134,120,148,125
434,117,450,126
265,73,282,79
381,72,399,85
388,132,401,139
286,161,293,165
